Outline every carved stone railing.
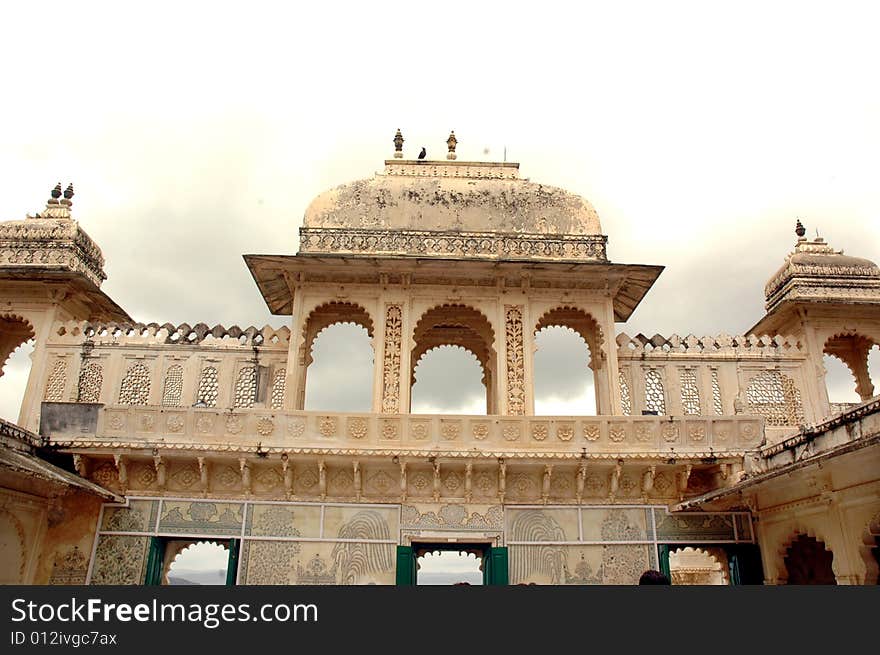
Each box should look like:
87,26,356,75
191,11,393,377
298,227,608,262
615,332,812,440
38,321,290,410
44,405,763,459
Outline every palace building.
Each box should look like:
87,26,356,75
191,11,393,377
1,134,878,585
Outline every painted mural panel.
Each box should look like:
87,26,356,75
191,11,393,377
239,539,395,585
322,505,398,541
400,503,503,530
245,503,320,538
100,500,159,533
158,501,243,535
581,508,650,542
506,507,579,542
90,535,150,585
510,544,653,585
653,510,736,541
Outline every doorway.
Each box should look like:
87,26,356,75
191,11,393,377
396,543,508,586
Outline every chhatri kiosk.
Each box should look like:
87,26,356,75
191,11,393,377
1,132,878,585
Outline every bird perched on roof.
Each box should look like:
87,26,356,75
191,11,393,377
418,147,426,160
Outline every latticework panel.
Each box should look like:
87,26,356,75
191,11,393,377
711,370,722,415
679,369,701,415
197,366,219,407
644,369,666,414
746,370,804,426
162,365,183,407
44,359,67,401
78,361,103,403
119,362,151,405
619,371,632,415
271,368,286,410
234,367,257,409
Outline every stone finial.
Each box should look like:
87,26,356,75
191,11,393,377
446,130,457,160
393,128,404,158
31,182,73,219
795,219,806,238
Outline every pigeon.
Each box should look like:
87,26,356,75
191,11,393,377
418,147,426,160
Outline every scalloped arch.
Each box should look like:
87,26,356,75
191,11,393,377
534,306,604,369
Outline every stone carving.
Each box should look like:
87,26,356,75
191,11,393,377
226,414,243,435
380,419,399,440
347,417,367,439
679,369,701,415
162,365,183,407
531,422,549,441
381,304,403,413
609,426,626,443
119,362,150,405
256,418,274,436
746,370,804,426
233,366,257,408
557,423,574,441
619,371,632,415
78,360,103,403
472,421,490,440
409,420,429,440
195,415,214,433
44,359,67,401
299,227,608,262
505,306,526,415
166,414,184,433
711,369,723,415
318,416,337,437
440,420,460,440
196,366,219,407
270,368,286,409
584,424,600,441
644,369,666,414
502,423,521,441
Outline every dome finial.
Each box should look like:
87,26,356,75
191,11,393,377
50,183,63,200
63,183,74,201
795,218,806,238
393,129,404,158
446,130,457,160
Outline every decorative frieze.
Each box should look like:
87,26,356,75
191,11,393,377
299,227,608,262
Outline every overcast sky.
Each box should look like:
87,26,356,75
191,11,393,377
1,1,878,421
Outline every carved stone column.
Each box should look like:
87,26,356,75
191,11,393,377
504,305,526,416
379,303,403,413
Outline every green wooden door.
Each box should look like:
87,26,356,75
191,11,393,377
396,546,416,586
484,547,509,586
727,544,764,585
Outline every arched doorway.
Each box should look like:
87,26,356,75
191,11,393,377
784,534,836,585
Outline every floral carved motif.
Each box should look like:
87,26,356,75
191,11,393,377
381,305,403,413
505,306,525,416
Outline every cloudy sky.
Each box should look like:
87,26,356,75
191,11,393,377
1,1,878,421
